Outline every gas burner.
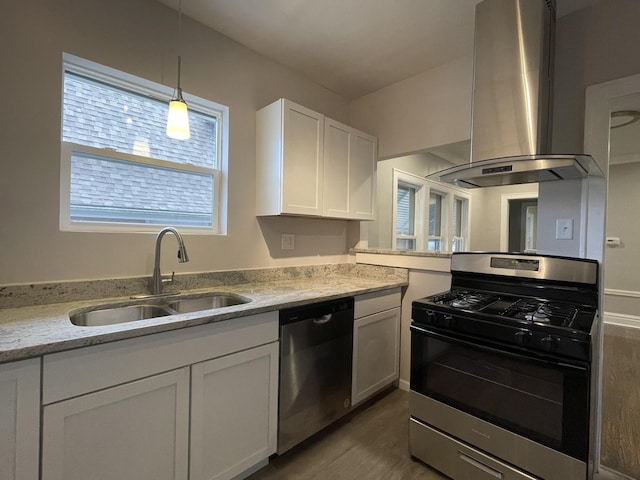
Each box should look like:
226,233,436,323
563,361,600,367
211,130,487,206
447,292,497,311
525,309,552,323
512,300,578,326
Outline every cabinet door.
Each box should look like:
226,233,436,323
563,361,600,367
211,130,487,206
190,342,279,480
282,100,324,215
349,130,377,220
323,118,351,218
352,307,400,406
0,358,40,480
42,367,190,480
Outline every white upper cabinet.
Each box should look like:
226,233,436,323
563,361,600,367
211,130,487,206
323,119,377,220
256,99,324,216
256,99,376,220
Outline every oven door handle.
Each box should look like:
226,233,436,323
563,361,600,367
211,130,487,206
410,323,588,372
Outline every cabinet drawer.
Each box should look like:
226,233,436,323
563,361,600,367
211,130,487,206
354,288,401,319
409,418,539,480
43,311,278,404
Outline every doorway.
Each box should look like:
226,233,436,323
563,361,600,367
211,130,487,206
508,199,538,253
499,189,539,252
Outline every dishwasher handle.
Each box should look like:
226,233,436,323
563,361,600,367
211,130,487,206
279,297,354,326
312,314,332,325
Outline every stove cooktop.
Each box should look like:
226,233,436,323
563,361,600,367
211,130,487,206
412,288,598,361
427,289,592,329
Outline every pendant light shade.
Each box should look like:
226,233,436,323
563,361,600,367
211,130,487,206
166,56,190,140
166,94,190,139
166,0,190,140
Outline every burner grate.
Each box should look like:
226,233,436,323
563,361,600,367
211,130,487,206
434,291,498,311
505,299,578,326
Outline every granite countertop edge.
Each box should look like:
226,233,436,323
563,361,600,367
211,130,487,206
0,270,408,364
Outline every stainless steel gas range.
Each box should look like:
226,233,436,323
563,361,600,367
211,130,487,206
409,252,599,480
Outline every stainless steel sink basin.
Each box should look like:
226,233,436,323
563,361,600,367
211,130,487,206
167,294,250,313
69,293,252,326
70,304,172,326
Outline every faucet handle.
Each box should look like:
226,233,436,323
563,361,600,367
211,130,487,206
162,271,176,285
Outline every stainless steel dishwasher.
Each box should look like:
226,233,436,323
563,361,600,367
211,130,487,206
277,297,354,454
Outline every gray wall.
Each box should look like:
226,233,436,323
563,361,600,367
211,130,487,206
553,0,640,156
0,0,354,284
604,162,640,315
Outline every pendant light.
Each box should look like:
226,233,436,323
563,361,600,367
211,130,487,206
166,0,190,140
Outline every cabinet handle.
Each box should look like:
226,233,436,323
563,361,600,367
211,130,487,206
458,451,504,478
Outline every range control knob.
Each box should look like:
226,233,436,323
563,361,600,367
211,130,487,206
541,335,561,352
514,329,533,346
443,314,454,329
425,311,436,324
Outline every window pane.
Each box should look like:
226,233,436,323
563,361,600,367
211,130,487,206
428,238,442,251
70,152,213,227
397,184,416,236
429,192,442,236
63,72,217,168
453,198,463,236
396,238,416,250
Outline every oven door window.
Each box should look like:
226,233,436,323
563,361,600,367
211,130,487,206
410,326,589,460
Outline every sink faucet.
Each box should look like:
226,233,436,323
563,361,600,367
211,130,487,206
150,227,189,295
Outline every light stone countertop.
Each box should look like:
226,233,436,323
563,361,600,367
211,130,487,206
0,264,407,364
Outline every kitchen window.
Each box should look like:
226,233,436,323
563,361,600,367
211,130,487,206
427,191,443,250
451,196,468,252
396,182,419,250
392,169,470,252
59,53,228,234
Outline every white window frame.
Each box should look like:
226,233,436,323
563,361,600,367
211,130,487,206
392,169,471,252
59,53,229,235
451,195,470,252
392,170,426,250
427,189,446,251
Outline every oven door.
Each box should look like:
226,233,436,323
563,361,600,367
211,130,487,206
410,323,589,461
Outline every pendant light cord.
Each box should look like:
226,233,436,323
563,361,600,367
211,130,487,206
176,0,183,96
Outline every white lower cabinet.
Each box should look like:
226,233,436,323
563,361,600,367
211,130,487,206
41,312,279,480
0,358,40,480
42,368,191,480
352,289,401,406
190,342,279,480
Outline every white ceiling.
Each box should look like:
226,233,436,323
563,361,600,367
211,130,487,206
158,0,601,99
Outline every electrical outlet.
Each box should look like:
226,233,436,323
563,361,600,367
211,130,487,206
555,219,573,240
281,233,295,250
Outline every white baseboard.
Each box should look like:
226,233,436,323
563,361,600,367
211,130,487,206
595,465,636,480
604,312,640,329
398,378,409,392
605,288,640,298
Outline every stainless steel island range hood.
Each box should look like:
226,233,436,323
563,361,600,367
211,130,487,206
431,0,601,188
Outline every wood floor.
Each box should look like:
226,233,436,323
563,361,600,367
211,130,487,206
247,388,447,480
600,323,640,480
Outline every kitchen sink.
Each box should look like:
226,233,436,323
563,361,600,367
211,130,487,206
69,293,252,326
70,304,172,326
167,294,250,313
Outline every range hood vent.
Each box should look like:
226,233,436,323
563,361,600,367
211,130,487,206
431,0,601,188
435,154,600,188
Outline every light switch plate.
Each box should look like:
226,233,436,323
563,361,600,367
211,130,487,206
281,233,295,250
555,219,573,240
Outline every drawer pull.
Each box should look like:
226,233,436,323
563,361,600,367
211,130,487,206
458,451,504,479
